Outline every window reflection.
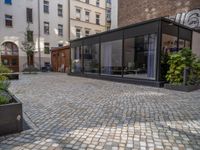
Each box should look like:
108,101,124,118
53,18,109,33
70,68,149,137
84,44,99,74
101,40,122,76
71,46,82,73
124,34,157,80
179,39,191,50
162,34,178,53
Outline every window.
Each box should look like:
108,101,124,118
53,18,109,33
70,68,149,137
58,24,63,36
43,0,49,13
76,28,81,38
106,8,111,22
96,14,100,25
5,15,12,27
106,0,111,4
85,0,89,4
44,22,49,34
4,0,12,5
124,34,157,80
96,0,100,7
85,11,90,22
1,42,18,56
101,40,122,76
26,8,33,23
27,30,33,42
85,30,90,37
76,8,81,20
44,43,50,54
58,4,63,17
84,43,99,74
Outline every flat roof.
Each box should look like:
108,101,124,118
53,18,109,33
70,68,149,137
70,17,200,43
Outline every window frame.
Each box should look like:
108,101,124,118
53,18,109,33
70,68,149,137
76,8,81,20
58,4,63,17
85,11,90,22
43,0,49,14
76,28,81,38
5,14,13,27
4,0,12,5
26,8,33,23
96,0,100,7
96,14,100,25
44,21,50,35
85,0,89,4
85,29,90,37
58,24,63,36
44,42,50,54
27,30,34,42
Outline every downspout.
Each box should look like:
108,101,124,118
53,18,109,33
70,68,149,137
38,0,41,69
68,0,71,41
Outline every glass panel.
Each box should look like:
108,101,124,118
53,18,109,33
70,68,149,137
2,59,9,66
101,40,122,76
12,59,17,66
179,39,185,50
185,41,191,48
162,34,178,53
71,46,82,73
83,44,99,74
124,34,157,80
179,39,191,50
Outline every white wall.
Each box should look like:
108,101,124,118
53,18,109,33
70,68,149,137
0,0,69,71
111,0,118,29
192,31,200,57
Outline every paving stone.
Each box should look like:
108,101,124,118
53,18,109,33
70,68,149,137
0,73,199,150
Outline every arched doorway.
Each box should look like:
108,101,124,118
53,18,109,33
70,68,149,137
1,42,19,72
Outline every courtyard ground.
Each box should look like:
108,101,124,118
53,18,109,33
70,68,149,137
0,73,200,150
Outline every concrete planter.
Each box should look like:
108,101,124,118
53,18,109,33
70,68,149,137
0,91,23,136
1,73,19,80
164,83,200,92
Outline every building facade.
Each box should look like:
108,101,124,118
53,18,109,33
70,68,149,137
110,0,118,29
69,0,107,40
118,0,200,29
0,0,69,71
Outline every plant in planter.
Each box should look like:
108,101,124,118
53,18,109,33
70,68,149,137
0,66,11,105
0,65,23,135
165,48,200,92
0,80,11,105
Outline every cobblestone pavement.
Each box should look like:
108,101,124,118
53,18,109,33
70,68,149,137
0,73,200,150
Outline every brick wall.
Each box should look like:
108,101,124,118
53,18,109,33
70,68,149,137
118,0,200,27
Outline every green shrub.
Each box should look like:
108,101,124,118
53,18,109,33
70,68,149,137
0,65,11,105
166,48,200,85
188,58,200,85
0,64,11,81
0,80,10,91
0,95,9,105
0,64,11,74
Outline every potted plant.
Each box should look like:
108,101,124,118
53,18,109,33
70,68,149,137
0,67,23,136
164,48,200,92
0,64,19,80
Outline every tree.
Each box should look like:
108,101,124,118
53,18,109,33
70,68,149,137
21,26,35,67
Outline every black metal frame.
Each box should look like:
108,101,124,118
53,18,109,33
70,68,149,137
69,17,195,87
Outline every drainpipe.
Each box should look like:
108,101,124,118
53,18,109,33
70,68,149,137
68,0,71,41
38,0,41,69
